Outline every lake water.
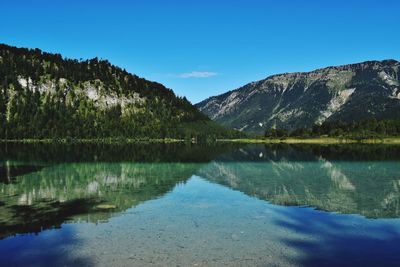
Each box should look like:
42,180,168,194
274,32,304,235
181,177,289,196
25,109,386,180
0,143,400,266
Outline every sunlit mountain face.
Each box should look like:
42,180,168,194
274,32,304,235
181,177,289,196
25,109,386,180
196,60,400,134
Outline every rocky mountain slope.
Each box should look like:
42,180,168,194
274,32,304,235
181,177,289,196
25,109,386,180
0,44,237,139
196,60,400,134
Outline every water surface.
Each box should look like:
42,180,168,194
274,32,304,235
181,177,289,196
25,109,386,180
0,143,399,266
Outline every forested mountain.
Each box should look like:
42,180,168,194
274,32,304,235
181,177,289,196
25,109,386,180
0,44,237,140
196,60,400,134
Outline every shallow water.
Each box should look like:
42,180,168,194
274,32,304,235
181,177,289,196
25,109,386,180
0,143,400,266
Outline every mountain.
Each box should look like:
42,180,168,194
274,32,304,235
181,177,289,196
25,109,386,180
0,44,237,140
196,60,400,134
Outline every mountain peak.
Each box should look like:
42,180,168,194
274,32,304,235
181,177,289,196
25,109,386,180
196,59,400,134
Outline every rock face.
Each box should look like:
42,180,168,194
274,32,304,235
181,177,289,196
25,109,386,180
196,60,400,134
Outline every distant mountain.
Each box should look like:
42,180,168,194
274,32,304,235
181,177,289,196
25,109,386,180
196,60,400,134
0,44,237,140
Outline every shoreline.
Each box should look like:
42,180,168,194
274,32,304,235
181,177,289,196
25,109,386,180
1,137,400,145
217,137,400,145
0,138,185,144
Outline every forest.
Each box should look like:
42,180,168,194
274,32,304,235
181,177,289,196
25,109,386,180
265,119,400,138
0,44,241,141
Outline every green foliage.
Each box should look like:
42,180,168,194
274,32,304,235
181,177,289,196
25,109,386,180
267,118,400,138
265,128,288,138
0,44,239,140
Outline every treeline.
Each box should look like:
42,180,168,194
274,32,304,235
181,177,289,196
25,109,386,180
0,142,242,163
0,44,241,140
265,119,400,138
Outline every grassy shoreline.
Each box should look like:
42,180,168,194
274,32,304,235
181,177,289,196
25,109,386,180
217,137,400,144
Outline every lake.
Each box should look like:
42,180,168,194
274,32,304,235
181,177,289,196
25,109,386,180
0,143,400,266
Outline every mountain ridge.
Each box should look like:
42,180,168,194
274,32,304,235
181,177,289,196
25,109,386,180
196,59,400,134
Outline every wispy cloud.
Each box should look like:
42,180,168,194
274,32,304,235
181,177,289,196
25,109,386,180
178,71,218,78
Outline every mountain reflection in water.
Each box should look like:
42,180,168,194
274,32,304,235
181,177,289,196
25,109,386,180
0,143,399,240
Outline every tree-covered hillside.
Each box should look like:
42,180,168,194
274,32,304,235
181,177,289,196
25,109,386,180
0,44,238,140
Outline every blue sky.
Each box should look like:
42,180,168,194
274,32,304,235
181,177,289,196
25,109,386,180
1,0,399,103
